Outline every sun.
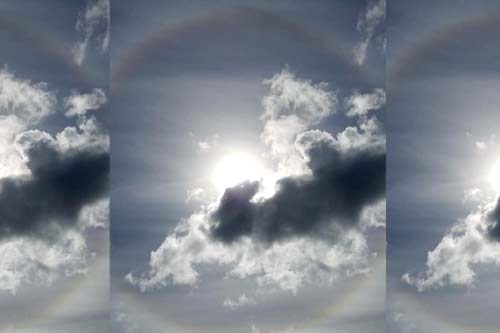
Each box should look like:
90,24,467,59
212,152,264,192
489,158,500,194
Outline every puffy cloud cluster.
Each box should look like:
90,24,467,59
0,231,89,294
0,69,108,293
0,68,57,124
353,0,386,65
403,197,500,291
260,68,338,176
64,88,107,117
73,0,110,65
346,88,386,118
127,211,371,293
0,68,58,179
127,69,385,294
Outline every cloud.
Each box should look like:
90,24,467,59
0,115,29,179
463,188,481,203
0,118,108,293
127,212,371,293
0,68,57,124
223,294,256,310
185,187,211,205
0,69,59,180
0,230,89,294
72,0,110,65
389,311,417,333
0,70,109,293
403,197,500,291
64,89,107,117
113,310,139,333
211,135,385,243
488,198,500,241
345,88,386,118
198,141,210,151
251,324,261,333
261,67,338,176
353,0,386,65
188,132,220,152
127,69,384,294
0,129,109,239
475,141,488,151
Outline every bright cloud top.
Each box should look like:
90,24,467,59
0,69,109,294
127,68,386,295
0,68,57,124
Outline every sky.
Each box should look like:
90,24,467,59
110,1,386,332
387,1,500,332
3,1,499,333
0,0,109,332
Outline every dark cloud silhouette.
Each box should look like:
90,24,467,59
0,138,109,239
488,197,500,241
211,139,386,243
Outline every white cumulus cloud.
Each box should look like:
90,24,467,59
403,199,500,291
126,68,385,296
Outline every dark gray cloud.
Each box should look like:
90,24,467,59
211,139,385,244
488,197,500,241
0,136,109,239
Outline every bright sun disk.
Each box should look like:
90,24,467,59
212,152,264,192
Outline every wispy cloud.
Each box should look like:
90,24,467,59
223,294,256,310
72,0,110,65
353,0,386,65
65,88,107,117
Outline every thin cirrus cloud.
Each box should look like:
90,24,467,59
126,68,386,294
72,0,110,66
353,0,386,65
0,68,109,294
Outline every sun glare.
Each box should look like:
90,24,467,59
212,152,264,193
489,159,500,194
